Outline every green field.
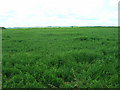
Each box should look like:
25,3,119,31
2,27,119,88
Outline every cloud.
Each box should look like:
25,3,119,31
0,0,119,27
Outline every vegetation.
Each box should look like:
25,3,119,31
0,29,2,89
0,27,6,29
2,27,119,88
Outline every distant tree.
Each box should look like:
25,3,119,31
48,26,52,27
0,27,6,29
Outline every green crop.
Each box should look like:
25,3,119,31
2,27,119,88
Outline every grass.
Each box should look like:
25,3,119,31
2,27,119,88
0,29,2,89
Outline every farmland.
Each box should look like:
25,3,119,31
2,27,119,88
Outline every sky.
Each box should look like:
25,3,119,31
0,0,119,27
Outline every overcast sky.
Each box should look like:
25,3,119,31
0,0,119,27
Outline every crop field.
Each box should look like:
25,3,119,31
2,27,119,88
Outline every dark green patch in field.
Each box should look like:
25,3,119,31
74,36,102,41
74,36,88,41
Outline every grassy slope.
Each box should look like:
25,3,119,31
2,27,119,88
